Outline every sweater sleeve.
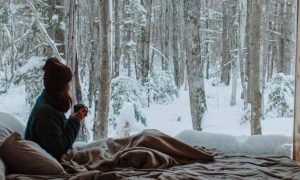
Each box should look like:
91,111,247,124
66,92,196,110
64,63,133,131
34,106,80,160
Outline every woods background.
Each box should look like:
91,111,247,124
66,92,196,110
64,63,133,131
0,0,296,141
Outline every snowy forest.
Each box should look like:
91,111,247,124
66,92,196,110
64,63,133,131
0,0,297,142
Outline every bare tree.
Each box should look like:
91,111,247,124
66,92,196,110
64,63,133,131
230,0,239,106
184,0,206,131
65,0,82,103
283,0,296,75
171,0,180,88
94,0,112,139
238,0,248,109
249,0,262,135
140,0,153,85
64,0,88,141
221,0,231,86
113,0,121,78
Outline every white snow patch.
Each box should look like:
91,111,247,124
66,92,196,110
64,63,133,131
60,22,65,31
52,15,58,21
18,56,45,74
115,102,144,138
175,130,292,157
0,85,30,124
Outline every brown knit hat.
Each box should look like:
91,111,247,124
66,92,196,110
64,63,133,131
42,58,73,92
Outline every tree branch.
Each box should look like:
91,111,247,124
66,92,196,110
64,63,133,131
26,0,61,60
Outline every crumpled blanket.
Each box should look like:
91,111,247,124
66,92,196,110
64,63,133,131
60,129,215,174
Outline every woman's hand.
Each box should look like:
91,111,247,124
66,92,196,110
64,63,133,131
70,107,88,122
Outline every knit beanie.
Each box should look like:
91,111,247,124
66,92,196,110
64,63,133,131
42,58,73,92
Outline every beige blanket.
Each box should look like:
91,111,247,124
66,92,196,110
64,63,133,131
6,130,300,179
61,129,214,173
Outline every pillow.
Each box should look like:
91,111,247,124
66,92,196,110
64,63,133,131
0,133,66,175
0,112,26,178
0,157,5,180
0,127,12,147
0,112,25,143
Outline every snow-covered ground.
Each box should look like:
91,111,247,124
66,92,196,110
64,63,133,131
143,80,293,137
0,80,293,140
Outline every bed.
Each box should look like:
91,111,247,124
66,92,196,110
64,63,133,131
4,154,300,179
1,112,300,180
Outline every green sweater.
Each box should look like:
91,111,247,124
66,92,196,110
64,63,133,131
25,91,80,160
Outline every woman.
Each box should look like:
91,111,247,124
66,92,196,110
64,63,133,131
25,58,88,160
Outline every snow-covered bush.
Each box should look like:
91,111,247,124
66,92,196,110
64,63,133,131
266,73,294,118
110,76,147,127
115,102,144,138
210,78,221,87
240,106,251,125
146,71,179,104
14,57,45,107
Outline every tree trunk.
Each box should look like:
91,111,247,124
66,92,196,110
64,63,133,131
65,0,88,141
221,1,230,86
184,0,206,131
260,0,270,119
159,0,165,71
87,0,99,108
230,58,238,106
94,0,112,139
267,1,278,80
113,0,121,78
141,0,152,85
65,0,81,103
171,0,180,88
164,0,170,71
178,0,185,86
205,0,210,80
238,0,248,109
249,0,262,135
283,0,295,75
47,0,56,56
276,1,285,74
245,0,251,104
123,0,133,77
229,0,238,106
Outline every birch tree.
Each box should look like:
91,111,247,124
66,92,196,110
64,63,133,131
238,0,248,108
87,0,99,108
249,0,262,135
171,0,180,88
184,0,206,131
276,1,285,74
113,0,121,78
94,0,112,139
283,0,296,75
65,0,88,141
140,0,152,85
221,0,230,86
230,0,238,106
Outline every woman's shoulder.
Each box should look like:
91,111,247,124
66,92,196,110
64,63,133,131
36,104,63,118
34,104,66,126
38,103,55,112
